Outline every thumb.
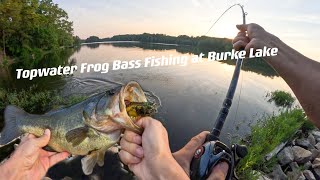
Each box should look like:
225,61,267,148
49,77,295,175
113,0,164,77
135,117,153,129
236,24,248,32
128,163,138,174
207,162,229,180
49,152,70,168
183,131,209,155
35,129,51,147
172,131,209,172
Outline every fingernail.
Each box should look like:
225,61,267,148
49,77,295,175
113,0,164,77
45,129,50,135
136,146,144,157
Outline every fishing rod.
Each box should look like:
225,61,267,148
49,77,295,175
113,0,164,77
190,4,248,180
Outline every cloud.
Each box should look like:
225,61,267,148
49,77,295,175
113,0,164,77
191,0,201,7
281,15,320,25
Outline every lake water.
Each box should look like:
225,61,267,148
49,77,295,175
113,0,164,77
53,42,293,148
0,42,295,179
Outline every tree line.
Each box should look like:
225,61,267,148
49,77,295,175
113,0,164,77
0,0,80,68
84,34,278,77
84,33,233,52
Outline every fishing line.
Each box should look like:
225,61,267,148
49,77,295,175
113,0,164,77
204,3,247,36
203,3,247,129
234,63,244,125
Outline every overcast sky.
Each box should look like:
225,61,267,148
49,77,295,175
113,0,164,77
53,0,320,60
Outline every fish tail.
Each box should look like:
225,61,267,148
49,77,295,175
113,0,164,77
0,105,26,145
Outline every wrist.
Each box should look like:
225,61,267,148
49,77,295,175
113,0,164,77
153,153,189,180
263,33,285,62
0,158,26,180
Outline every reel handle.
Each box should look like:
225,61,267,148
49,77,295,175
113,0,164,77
190,140,234,180
190,141,248,180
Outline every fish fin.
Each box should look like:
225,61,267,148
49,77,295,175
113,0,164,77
14,144,18,150
83,102,96,119
65,127,89,147
0,105,25,145
43,145,56,152
97,149,107,167
81,151,98,175
109,146,119,153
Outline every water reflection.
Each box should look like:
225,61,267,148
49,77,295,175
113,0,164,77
82,42,278,77
66,42,290,149
0,42,291,179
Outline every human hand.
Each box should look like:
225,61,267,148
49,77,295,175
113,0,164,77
0,129,70,180
173,131,229,180
232,23,280,53
119,117,189,180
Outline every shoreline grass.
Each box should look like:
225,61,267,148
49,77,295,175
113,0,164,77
0,85,87,115
236,90,314,179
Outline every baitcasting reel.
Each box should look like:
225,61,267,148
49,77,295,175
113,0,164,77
190,140,247,180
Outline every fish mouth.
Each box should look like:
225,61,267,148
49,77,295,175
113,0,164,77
114,81,149,135
84,82,152,135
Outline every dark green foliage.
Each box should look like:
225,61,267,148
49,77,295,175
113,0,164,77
267,90,295,108
84,36,100,43
0,85,86,114
84,33,232,49
236,109,313,179
73,36,81,47
0,86,87,162
0,0,77,68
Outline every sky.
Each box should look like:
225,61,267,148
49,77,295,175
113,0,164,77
53,0,320,60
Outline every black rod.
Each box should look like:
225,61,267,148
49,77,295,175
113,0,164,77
207,57,243,141
205,4,246,142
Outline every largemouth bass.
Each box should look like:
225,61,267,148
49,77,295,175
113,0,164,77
0,81,157,175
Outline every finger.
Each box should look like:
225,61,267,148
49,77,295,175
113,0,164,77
20,133,36,145
185,131,209,150
244,38,262,52
207,162,229,180
123,130,142,144
40,150,57,157
128,163,138,173
47,151,58,156
120,138,144,158
237,31,246,36
119,150,141,165
173,131,209,173
136,117,163,130
232,36,249,44
135,117,153,128
34,129,51,148
233,40,248,51
182,131,209,157
20,133,30,143
236,24,248,32
49,152,69,167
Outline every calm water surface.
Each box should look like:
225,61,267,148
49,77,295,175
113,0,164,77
61,42,292,150
1,42,295,179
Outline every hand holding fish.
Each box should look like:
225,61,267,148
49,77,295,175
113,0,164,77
0,129,69,180
119,118,228,180
119,117,189,180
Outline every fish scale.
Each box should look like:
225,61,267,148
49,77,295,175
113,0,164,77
0,81,157,175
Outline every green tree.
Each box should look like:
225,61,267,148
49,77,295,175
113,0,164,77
0,0,22,58
0,0,75,68
85,36,100,43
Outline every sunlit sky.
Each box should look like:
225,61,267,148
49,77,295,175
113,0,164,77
54,0,320,60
